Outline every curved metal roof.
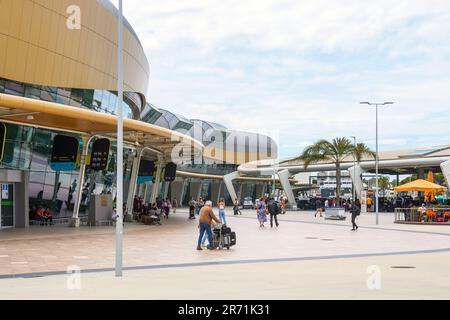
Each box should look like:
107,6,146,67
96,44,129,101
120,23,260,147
98,0,144,48
159,108,193,132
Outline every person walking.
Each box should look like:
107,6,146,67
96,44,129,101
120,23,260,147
195,197,204,216
315,198,323,217
267,198,280,228
218,198,227,225
256,197,267,228
367,196,373,212
172,198,178,214
350,199,361,231
280,197,286,214
188,197,196,219
233,198,242,215
197,201,221,250
164,198,171,219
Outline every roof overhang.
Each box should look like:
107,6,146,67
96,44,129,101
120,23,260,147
0,93,204,162
239,157,450,176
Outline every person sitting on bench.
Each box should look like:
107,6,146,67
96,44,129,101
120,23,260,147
149,203,162,225
36,207,53,225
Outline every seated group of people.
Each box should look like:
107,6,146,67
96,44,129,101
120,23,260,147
404,203,449,223
30,206,53,225
133,196,173,222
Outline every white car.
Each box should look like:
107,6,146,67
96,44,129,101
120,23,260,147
242,197,254,209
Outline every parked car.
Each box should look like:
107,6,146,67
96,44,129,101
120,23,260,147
242,197,254,209
296,197,317,210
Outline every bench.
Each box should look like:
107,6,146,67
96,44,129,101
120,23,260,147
30,217,70,225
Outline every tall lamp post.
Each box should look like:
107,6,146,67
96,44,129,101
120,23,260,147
360,102,394,225
272,168,276,198
115,0,124,277
350,136,356,202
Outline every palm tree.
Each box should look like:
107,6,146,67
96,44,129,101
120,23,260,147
353,143,376,163
378,176,390,197
296,137,375,203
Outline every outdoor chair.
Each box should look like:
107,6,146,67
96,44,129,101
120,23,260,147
425,209,437,222
444,212,450,222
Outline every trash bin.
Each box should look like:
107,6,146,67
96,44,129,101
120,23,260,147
324,207,346,220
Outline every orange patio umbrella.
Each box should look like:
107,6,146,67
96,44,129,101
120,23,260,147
394,179,446,193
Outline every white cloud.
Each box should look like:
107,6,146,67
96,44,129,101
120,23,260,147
109,0,450,158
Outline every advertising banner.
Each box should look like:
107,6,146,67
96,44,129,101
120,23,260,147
361,190,367,213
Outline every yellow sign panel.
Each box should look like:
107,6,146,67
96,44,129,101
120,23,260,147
100,196,108,207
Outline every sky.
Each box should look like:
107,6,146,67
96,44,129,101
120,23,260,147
111,0,450,160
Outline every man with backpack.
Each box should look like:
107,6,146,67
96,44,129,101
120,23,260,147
268,197,280,228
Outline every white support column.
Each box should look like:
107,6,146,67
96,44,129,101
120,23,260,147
348,165,365,200
162,181,170,199
238,183,243,201
70,136,92,228
278,169,297,209
180,179,188,206
125,148,142,221
150,157,164,203
223,171,240,203
145,182,153,203
217,182,223,204
197,181,203,199
143,182,149,202
440,160,450,189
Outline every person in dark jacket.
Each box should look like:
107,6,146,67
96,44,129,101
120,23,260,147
350,199,361,231
314,199,323,217
267,198,280,228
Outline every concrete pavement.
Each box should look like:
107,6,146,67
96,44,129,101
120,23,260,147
0,209,449,299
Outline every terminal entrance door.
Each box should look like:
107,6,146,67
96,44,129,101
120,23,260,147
0,184,14,229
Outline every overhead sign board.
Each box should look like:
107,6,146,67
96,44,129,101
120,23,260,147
137,160,155,184
90,138,110,171
50,135,79,171
164,162,177,182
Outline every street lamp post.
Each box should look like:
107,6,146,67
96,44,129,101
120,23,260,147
272,168,276,198
360,102,394,225
350,136,356,202
115,0,124,277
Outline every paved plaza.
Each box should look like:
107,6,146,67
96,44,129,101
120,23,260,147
0,209,449,299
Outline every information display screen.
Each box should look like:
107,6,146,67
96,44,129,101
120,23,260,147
90,139,110,171
164,162,177,182
137,160,155,184
50,135,79,171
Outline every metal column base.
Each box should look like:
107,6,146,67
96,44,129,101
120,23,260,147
286,204,298,210
69,218,80,228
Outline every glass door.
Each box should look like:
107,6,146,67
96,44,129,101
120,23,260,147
0,184,14,228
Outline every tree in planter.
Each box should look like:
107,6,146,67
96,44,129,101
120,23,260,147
296,137,375,204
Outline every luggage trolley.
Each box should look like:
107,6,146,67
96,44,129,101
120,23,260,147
212,224,236,250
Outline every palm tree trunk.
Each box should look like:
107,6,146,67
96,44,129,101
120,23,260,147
335,162,341,205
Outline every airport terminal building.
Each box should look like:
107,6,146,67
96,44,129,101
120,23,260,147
0,0,277,228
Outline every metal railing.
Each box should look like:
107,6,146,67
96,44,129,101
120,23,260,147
395,207,450,223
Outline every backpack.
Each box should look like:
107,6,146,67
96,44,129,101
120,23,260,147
269,201,279,215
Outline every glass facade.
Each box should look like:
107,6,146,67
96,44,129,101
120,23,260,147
0,78,137,119
0,75,278,220
141,103,163,124
159,109,193,133
0,120,140,219
0,76,144,220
